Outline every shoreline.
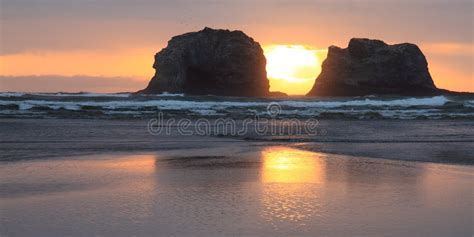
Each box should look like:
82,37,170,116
1,118,473,165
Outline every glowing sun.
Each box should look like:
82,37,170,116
264,45,324,95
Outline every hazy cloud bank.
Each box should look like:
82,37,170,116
0,75,146,93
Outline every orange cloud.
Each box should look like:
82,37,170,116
0,48,158,78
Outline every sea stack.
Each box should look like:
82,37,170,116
307,38,439,96
138,27,270,96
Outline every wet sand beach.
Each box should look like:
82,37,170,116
1,145,473,236
1,118,473,236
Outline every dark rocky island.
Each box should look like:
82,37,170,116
138,27,270,96
307,38,440,96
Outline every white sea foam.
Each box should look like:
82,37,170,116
0,95,472,119
0,96,455,110
464,100,474,108
190,109,223,116
158,92,185,97
277,96,450,108
0,92,26,97
18,102,34,110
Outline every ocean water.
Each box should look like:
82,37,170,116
1,92,473,119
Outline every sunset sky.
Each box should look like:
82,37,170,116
1,0,473,94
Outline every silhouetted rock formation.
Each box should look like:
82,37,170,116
138,27,269,96
307,38,439,96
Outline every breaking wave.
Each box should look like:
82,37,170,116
0,92,473,119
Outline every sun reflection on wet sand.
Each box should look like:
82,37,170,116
260,146,327,227
261,147,325,183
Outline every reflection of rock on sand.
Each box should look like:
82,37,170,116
75,154,159,222
259,147,327,226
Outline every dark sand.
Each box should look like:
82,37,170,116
1,119,473,164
